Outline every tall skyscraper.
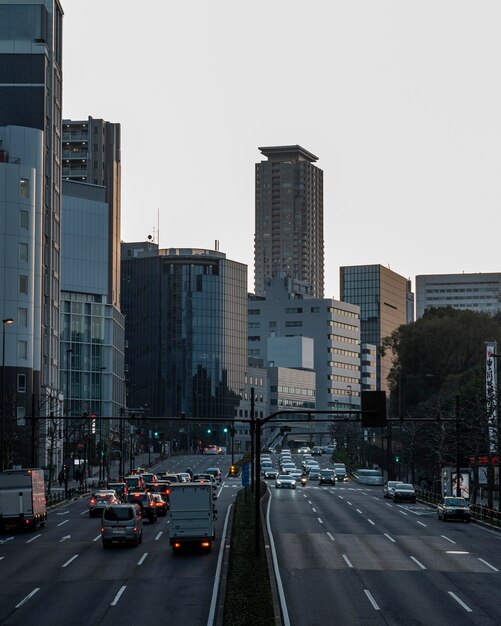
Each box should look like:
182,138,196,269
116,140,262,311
0,0,64,467
254,145,324,298
340,264,414,393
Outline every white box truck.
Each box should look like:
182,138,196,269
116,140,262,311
168,482,216,552
0,469,47,531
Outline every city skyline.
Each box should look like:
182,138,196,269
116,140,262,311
63,1,501,298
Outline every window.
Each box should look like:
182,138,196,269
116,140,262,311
285,321,302,327
17,406,26,426
18,340,27,359
19,211,29,229
17,374,26,392
19,178,29,198
19,243,28,262
19,276,28,294
249,309,261,315
18,308,27,328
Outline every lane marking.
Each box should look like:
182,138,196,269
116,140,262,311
26,534,42,544
326,532,335,541
347,502,352,506
93,534,101,542
364,589,380,611
57,519,69,527
478,558,499,572
448,591,472,613
137,552,148,566
385,502,393,507
62,554,79,568
367,519,375,526
80,510,88,516
312,508,317,513
318,517,323,525
416,521,427,527
338,495,344,499
446,551,469,555
410,556,426,570
111,585,127,606
441,535,456,544
398,510,408,516
15,587,40,609
342,554,353,568
0,556,4,560
307,501,312,505
372,496,379,500
155,531,163,541
356,509,363,514
207,503,234,626
384,533,396,543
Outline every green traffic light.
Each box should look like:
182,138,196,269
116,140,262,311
207,429,211,434
223,427,228,433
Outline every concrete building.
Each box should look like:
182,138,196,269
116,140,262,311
340,264,414,393
0,0,64,468
254,145,324,298
416,272,501,318
121,244,247,446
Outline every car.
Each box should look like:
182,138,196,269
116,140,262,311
177,472,191,482
311,447,323,456
157,473,182,483
125,492,157,523
203,445,219,455
383,481,404,499
263,468,279,479
107,482,128,501
194,474,218,489
325,444,336,454
393,483,416,503
275,475,296,489
148,481,171,506
289,469,303,482
298,446,311,454
308,467,322,480
101,503,143,547
281,464,297,475
151,493,168,516
437,496,471,522
141,473,157,484
319,469,336,485
206,467,222,483
354,469,383,485
124,475,145,491
89,491,119,517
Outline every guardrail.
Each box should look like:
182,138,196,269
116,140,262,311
416,488,501,528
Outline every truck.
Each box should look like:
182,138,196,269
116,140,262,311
168,482,216,552
0,469,47,531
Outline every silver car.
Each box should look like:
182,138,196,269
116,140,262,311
275,475,296,489
101,503,143,547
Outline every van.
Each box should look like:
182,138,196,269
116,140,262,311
101,503,143,547
333,463,348,482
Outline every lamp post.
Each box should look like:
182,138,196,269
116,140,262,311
1,318,14,471
64,348,73,498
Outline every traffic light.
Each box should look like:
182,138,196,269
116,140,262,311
154,431,159,438
395,455,400,463
223,427,228,433
207,428,212,434
229,465,236,476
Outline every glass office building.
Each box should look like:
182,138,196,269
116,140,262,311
121,245,247,437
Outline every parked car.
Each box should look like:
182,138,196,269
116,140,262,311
275,475,297,489
393,483,416,503
101,503,143,547
437,496,471,522
383,481,404,499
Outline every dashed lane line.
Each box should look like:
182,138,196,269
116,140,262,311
410,556,426,570
15,588,40,609
478,558,499,572
111,585,127,606
342,554,353,568
364,589,381,611
448,591,472,613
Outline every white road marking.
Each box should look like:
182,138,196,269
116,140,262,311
137,552,148,566
441,535,456,544
59,535,71,543
15,587,40,609
372,496,379,500
364,589,380,610
338,495,344,499
312,507,317,513
398,510,408,516
93,534,101,542
0,556,3,560
111,585,127,606
416,521,427,527
326,532,335,541
478,558,499,572
410,556,426,569
26,534,42,544
207,503,234,626
155,531,163,541
385,502,393,507
347,502,352,506
57,519,69,527
62,554,79,568
318,517,323,524
448,591,472,613
56,511,70,516
342,554,353,568
384,533,396,543
367,519,375,525
307,501,312,505
80,510,88,515
446,551,469,555
356,509,362,514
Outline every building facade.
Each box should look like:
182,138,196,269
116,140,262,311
416,272,501,318
340,264,414,393
254,145,324,298
0,0,64,468
121,244,247,444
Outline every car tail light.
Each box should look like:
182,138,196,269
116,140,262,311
90,498,96,504
25,519,30,525
173,542,181,549
101,527,104,533
133,527,138,532
201,541,210,548
165,489,170,495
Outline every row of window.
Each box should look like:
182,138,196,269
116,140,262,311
328,320,358,331
328,388,360,397
249,306,359,318
328,374,359,384
328,334,359,345
270,385,315,396
328,307,358,318
329,361,359,371
328,347,359,358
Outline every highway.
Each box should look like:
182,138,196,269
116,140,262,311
0,454,238,626
269,453,501,625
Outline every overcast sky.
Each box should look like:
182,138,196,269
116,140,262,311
62,1,501,299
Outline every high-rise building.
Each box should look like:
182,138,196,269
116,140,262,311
121,244,247,443
254,145,324,298
340,264,414,393
62,117,121,308
416,272,501,318
0,0,64,467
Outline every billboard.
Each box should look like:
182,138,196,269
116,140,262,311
442,466,470,498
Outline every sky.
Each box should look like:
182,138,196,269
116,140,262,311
62,1,501,300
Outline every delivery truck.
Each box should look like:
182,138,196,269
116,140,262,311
168,482,216,552
0,469,47,531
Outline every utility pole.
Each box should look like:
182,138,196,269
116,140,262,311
455,395,461,497
250,387,255,493
255,416,261,557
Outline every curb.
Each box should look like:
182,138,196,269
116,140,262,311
260,487,283,626
215,502,235,626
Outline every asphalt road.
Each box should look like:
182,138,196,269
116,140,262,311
0,453,239,626
269,453,501,625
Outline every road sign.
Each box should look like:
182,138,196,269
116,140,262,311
241,463,250,487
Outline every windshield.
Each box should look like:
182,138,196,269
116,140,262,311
321,470,333,476
396,484,414,490
277,475,292,480
445,498,466,506
104,507,134,521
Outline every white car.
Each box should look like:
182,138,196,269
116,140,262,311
275,475,296,489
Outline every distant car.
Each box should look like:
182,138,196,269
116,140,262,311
275,475,296,489
437,496,470,522
319,469,336,485
393,483,416,503
263,468,279,479
107,482,128,500
177,472,191,482
101,504,143,548
325,445,336,454
289,469,303,482
311,447,323,456
333,463,348,482
206,467,222,483
141,473,157,484
125,492,157,523
151,493,168,516
308,467,322,480
383,481,404,499
89,491,118,517
203,445,219,455
124,475,145,491
298,446,311,454
194,474,218,489
354,469,383,485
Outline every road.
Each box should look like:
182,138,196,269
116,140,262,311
269,453,501,625
0,454,238,626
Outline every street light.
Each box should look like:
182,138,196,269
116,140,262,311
1,318,14,471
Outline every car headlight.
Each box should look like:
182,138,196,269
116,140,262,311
291,480,296,485
276,480,281,485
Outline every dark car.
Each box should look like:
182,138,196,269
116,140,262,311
151,493,168,516
101,504,143,547
393,483,416,503
126,492,157,523
107,482,128,501
383,481,404,499
206,467,222,483
124,475,145,491
437,496,471,522
319,469,336,485
307,467,322,480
